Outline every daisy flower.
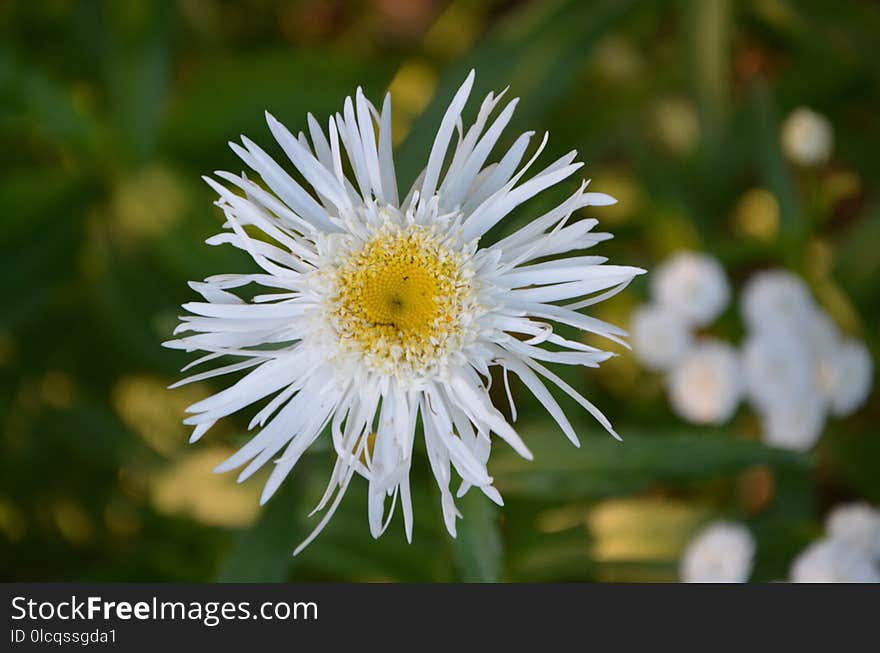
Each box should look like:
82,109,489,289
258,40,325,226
780,107,833,167
826,338,873,417
759,393,825,452
630,303,691,372
740,270,813,335
165,71,643,553
741,332,816,413
667,339,742,425
826,503,880,561
651,251,729,327
680,521,755,583
790,538,879,583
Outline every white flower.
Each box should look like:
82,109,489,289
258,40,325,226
803,308,840,358
791,504,880,583
740,270,814,336
790,538,879,583
780,107,833,166
826,339,873,417
760,392,826,452
667,340,742,425
164,71,644,552
809,309,842,396
652,251,729,326
630,303,692,371
741,332,816,414
826,503,880,560
738,271,865,450
680,521,755,583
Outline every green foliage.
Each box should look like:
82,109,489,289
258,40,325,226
492,426,805,500
216,472,306,583
453,491,502,582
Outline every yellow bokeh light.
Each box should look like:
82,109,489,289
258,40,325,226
0,496,26,542
149,448,262,528
587,168,644,225
52,499,94,546
732,188,780,242
651,97,701,155
39,370,75,409
594,36,643,83
111,165,187,239
823,170,861,204
423,4,480,59
387,60,438,144
587,497,709,563
0,331,14,367
112,375,205,456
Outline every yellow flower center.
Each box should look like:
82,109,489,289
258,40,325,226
357,251,444,333
329,223,473,375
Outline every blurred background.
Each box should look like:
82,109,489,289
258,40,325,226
2,0,879,582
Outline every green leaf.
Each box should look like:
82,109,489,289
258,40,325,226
161,49,399,165
687,0,732,142
452,490,502,582
216,469,306,582
750,81,801,238
750,465,817,581
0,51,99,158
102,0,173,165
395,0,640,191
491,425,807,499
833,202,880,313
297,458,458,581
821,424,880,504
0,168,91,329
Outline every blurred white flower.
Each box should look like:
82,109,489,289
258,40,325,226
742,332,816,414
827,339,873,417
739,272,872,449
826,503,880,561
803,308,840,357
630,304,692,371
809,310,843,397
633,260,871,454
760,393,825,452
790,538,879,583
740,270,814,335
781,107,833,167
668,340,743,425
680,521,755,583
652,251,730,326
